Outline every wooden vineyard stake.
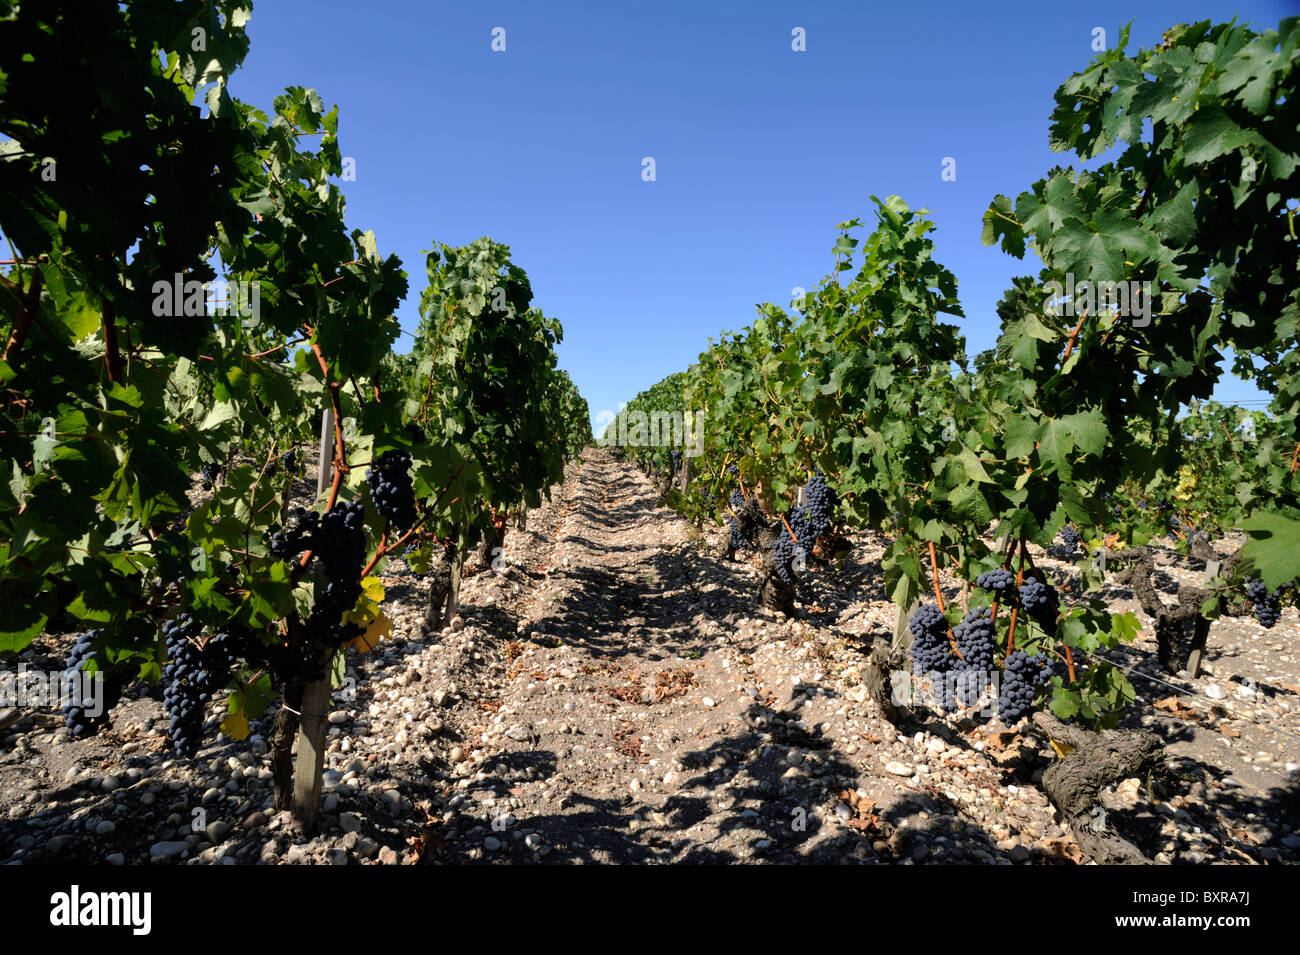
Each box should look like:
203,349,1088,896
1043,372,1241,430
292,406,335,834
1185,559,1221,679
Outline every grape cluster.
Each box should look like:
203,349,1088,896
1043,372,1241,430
908,605,958,710
975,567,1014,593
727,517,745,551
1244,578,1282,629
727,464,739,478
787,504,813,547
1168,514,1182,540
161,615,239,758
61,631,123,737
803,470,837,540
167,504,196,534
267,448,297,478
908,604,956,674
1060,525,1081,551
953,606,997,705
728,488,744,512
265,631,327,687
1018,574,1059,631
306,501,368,640
669,449,682,472
270,507,320,561
997,650,1053,723
772,532,799,584
200,463,220,490
366,449,417,530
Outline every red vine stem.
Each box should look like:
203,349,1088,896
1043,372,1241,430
1061,306,1091,361
927,541,946,612
248,337,308,360
1005,543,1028,655
781,513,798,543
2,266,41,366
927,540,961,655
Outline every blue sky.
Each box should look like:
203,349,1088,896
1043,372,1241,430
229,0,1290,425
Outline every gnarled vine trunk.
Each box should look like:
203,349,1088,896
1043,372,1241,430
1031,711,1165,864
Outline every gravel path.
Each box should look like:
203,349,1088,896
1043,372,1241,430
1,449,1297,864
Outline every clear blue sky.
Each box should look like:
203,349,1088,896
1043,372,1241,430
228,0,1290,425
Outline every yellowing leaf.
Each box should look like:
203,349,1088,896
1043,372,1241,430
1048,739,1074,758
361,575,385,603
221,711,250,740
347,612,393,654
342,574,385,628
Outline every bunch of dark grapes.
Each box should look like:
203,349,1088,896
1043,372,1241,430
975,567,1014,594
61,631,124,737
366,449,417,531
161,615,238,758
728,488,745,512
269,446,299,478
1018,574,1059,631
264,632,327,687
908,605,956,675
997,650,1053,723
908,605,958,710
727,464,739,478
953,607,997,704
772,531,798,584
669,450,682,472
787,504,813,548
1244,578,1282,629
271,507,320,561
1060,525,1081,551
803,470,837,540
728,517,745,551
1168,514,1182,540
200,463,220,491
306,501,368,641
167,504,196,534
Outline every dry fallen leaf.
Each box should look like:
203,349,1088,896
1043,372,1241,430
1038,837,1083,863
984,729,1021,753
1154,696,1197,719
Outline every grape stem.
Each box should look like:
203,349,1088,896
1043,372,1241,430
926,540,962,655
1006,542,1028,655
1,266,41,368
781,513,799,543
1062,307,1090,361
